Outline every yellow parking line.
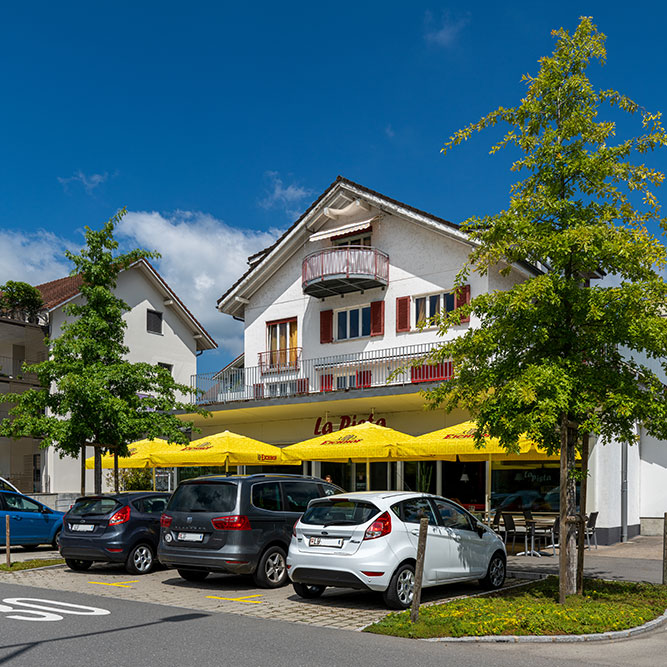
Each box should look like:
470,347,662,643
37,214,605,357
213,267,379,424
88,580,138,588
206,594,263,604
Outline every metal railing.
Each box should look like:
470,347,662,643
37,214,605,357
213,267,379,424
0,355,43,385
192,343,451,405
0,309,48,326
302,246,389,290
258,347,302,374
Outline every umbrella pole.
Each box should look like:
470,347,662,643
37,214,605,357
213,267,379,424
485,455,492,522
114,453,119,493
152,467,156,491
366,459,371,491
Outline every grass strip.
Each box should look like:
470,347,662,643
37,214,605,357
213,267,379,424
0,558,65,572
364,577,667,638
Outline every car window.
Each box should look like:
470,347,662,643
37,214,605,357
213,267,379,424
301,499,379,525
168,482,237,513
251,482,283,511
432,498,473,531
391,497,437,525
321,483,344,497
3,494,42,513
69,497,120,517
281,482,321,512
141,496,169,514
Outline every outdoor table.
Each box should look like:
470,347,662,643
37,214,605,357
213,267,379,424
508,515,555,557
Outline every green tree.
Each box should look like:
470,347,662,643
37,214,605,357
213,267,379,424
0,280,44,321
426,17,667,602
0,209,208,494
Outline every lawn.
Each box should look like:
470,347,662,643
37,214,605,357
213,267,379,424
364,577,667,638
0,558,65,572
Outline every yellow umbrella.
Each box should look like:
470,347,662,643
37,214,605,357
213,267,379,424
281,422,417,463
150,430,291,468
396,421,560,461
85,438,170,469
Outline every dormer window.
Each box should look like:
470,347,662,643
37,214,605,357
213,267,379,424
333,233,372,247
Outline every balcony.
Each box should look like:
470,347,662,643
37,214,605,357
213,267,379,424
258,347,302,374
192,343,452,405
0,355,42,387
302,246,389,298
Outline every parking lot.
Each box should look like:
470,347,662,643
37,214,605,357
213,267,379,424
4,549,520,631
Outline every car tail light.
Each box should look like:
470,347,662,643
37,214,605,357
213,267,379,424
108,505,130,526
292,520,299,537
107,548,123,553
361,571,385,576
211,515,251,531
160,513,173,528
364,511,391,540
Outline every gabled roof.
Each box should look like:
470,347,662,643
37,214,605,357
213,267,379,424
35,259,216,351
217,176,471,318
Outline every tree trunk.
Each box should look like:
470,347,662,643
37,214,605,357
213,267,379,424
113,452,119,493
94,447,102,495
80,445,86,497
576,433,590,595
559,417,578,603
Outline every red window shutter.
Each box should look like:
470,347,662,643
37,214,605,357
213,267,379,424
320,374,333,392
396,296,410,332
411,361,452,384
455,285,471,323
370,300,384,337
356,370,372,388
320,310,333,343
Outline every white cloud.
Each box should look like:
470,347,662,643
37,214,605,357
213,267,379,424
58,170,108,194
117,210,280,363
0,229,74,286
424,10,470,48
259,171,313,218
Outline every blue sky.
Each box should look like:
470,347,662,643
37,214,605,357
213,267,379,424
1,2,666,374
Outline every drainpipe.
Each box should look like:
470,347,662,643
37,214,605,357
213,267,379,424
621,440,628,542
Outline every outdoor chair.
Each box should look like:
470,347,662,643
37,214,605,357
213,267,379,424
501,513,523,554
584,511,599,549
523,509,551,552
545,516,560,556
491,509,503,538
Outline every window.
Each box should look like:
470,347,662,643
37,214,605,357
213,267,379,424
147,309,163,334
282,482,322,512
391,498,437,525
336,306,371,340
3,493,42,513
415,292,456,328
157,362,173,375
266,318,298,368
252,482,283,511
432,498,473,531
136,496,169,514
333,234,371,247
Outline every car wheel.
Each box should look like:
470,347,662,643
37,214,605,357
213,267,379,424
479,551,506,590
51,529,62,550
292,582,326,599
253,545,288,588
177,569,209,582
126,543,155,575
65,558,93,572
383,563,415,610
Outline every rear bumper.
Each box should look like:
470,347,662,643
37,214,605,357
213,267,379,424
289,566,372,590
157,542,259,575
59,535,128,563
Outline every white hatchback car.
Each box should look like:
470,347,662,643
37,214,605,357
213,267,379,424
287,491,506,609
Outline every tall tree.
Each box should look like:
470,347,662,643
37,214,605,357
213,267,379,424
425,17,667,601
1,209,208,494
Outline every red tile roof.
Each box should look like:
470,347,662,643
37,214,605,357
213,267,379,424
35,274,83,310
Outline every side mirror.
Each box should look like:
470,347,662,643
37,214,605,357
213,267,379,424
40,506,51,514
476,524,486,538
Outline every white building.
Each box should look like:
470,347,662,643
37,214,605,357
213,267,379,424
0,258,216,494
185,176,667,545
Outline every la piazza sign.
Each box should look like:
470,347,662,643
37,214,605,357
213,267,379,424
313,413,386,435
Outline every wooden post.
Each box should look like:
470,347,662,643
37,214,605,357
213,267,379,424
410,517,428,623
663,512,667,586
5,514,10,568
576,433,589,595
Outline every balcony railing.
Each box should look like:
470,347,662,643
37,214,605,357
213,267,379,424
258,347,302,374
302,246,389,297
0,355,42,386
192,343,451,405
0,309,48,326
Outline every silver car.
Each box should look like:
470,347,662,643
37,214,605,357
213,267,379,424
287,491,506,609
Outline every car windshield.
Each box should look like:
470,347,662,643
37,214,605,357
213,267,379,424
301,499,380,526
168,482,237,513
69,497,121,517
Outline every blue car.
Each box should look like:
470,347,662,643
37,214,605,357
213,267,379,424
0,490,64,549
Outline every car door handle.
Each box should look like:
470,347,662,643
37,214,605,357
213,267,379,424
12,516,22,521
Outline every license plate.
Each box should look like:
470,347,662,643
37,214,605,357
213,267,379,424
178,532,204,542
309,536,343,548
71,523,95,532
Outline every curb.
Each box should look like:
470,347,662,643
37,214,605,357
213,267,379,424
0,562,65,574
420,607,667,643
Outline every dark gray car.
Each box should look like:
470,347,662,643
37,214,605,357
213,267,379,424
157,474,342,588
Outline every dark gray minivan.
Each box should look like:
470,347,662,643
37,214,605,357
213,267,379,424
157,474,342,588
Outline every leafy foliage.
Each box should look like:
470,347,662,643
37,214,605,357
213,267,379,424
0,281,44,319
425,17,667,454
0,209,208,459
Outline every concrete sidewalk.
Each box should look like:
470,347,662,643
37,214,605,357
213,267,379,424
507,535,665,583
